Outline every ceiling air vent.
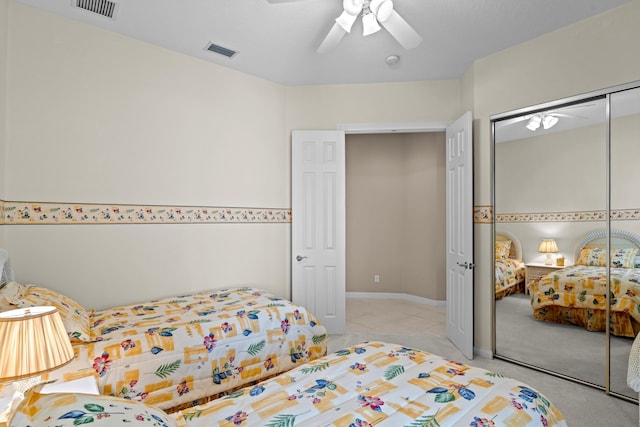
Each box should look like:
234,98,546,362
74,0,118,19
205,42,238,59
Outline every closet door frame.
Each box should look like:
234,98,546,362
490,79,640,403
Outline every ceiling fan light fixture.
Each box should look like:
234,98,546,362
362,12,381,36
335,10,358,33
343,0,364,16
542,114,559,129
526,115,542,131
371,0,393,22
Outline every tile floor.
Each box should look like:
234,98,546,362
346,297,446,337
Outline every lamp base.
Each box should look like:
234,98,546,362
544,253,554,265
0,375,42,422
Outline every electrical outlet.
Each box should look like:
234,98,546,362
374,274,380,283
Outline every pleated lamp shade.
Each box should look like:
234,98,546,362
0,306,74,382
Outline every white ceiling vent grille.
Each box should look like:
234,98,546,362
74,0,118,19
205,42,238,59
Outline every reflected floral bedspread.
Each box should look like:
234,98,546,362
496,258,525,298
530,265,640,336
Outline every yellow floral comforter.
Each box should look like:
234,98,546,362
9,342,567,427
496,258,525,299
43,287,328,411
529,265,640,336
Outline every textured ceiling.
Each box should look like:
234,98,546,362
15,0,631,86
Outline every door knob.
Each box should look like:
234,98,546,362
296,255,308,262
457,261,475,270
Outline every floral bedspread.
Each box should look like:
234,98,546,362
173,341,567,427
529,265,640,325
496,258,525,296
42,287,328,411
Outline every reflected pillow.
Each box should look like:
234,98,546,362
8,284,91,343
577,247,607,266
495,240,512,260
577,247,639,268
611,248,638,268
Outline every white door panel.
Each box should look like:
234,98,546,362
446,112,474,359
292,131,345,335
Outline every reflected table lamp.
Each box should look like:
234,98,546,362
0,306,74,419
538,239,559,265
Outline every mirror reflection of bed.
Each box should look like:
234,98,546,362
493,84,640,403
495,231,526,300
495,229,638,398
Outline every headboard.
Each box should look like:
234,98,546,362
496,230,522,260
573,229,640,263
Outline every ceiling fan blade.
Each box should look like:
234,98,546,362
380,10,422,50
317,22,347,54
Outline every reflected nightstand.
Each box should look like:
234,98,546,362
525,263,566,294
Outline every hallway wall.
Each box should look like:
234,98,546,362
345,132,446,301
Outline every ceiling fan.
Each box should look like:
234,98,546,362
506,103,597,132
267,0,423,53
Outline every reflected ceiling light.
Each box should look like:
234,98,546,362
542,114,559,129
526,115,542,131
526,113,559,131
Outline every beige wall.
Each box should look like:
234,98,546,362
345,133,446,301
0,0,6,248
285,80,461,131
3,2,291,308
1,2,461,310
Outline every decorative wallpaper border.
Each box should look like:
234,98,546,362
0,201,638,225
474,206,493,224
483,208,640,224
1,201,291,225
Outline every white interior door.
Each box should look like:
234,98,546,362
446,111,474,359
291,130,346,335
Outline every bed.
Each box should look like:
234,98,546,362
528,229,640,337
0,283,328,412
495,232,526,300
8,341,568,427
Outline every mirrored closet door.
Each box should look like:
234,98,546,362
492,81,640,401
610,86,640,400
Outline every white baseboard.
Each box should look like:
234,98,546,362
346,291,446,307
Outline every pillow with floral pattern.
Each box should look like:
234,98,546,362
495,240,512,260
611,248,638,268
9,388,177,427
577,247,607,266
8,284,91,343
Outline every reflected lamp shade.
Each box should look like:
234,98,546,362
538,239,559,265
0,306,74,383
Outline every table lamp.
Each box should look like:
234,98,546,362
538,239,559,265
0,306,74,419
